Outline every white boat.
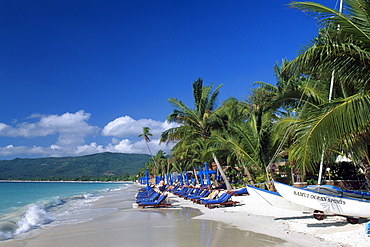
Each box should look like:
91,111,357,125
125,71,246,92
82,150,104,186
247,184,312,212
274,181,370,221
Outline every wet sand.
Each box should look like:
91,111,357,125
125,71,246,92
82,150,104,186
1,184,296,247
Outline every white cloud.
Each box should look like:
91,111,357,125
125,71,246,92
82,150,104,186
0,112,176,159
102,115,178,138
0,110,99,141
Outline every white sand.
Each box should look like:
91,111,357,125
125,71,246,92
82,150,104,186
2,184,369,246
167,192,370,247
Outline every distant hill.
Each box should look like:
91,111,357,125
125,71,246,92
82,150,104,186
0,152,151,181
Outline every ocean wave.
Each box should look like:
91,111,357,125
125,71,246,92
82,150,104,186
14,204,54,235
0,183,128,241
0,204,53,240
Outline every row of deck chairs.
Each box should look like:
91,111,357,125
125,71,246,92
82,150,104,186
168,185,248,209
135,188,172,208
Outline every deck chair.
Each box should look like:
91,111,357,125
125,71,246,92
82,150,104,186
183,188,202,199
200,193,239,209
179,188,197,198
172,186,187,195
136,189,155,199
136,192,160,203
188,189,210,201
193,190,219,204
228,187,249,196
166,184,180,192
138,194,172,208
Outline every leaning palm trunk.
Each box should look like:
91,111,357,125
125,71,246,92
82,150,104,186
212,153,232,190
193,167,200,185
243,165,254,185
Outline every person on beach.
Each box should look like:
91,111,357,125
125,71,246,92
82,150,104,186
158,180,166,192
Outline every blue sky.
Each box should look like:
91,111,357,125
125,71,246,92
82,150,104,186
0,0,337,160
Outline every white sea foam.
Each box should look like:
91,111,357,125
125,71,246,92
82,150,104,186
14,204,54,235
0,204,54,240
0,182,129,241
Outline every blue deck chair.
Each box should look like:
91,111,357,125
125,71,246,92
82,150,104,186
136,189,156,199
138,194,172,208
178,188,196,198
183,188,202,199
136,192,160,203
188,189,210,201
200,193,239,209
229,187,249,196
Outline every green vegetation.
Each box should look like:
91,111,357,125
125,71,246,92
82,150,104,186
139,1,370,189
0,152,150,181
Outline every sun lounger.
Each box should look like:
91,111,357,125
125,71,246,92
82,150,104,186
138,194,172,208
193,190,219,204
200,193,239,209
228,187,249,196
166,184,180,192
136,189,156,199
136,192,160,203
172,186,188,195
179,188,198,198
183,188,202,199
188,189,210,201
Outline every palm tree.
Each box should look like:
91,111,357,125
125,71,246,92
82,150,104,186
282,0,370,184
160,78,233,189
138,127,157,171
286,0,370,90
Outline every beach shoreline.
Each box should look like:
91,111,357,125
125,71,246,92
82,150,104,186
1,184,369,246
168,191,370,247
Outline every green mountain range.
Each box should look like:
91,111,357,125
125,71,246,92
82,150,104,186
0,152,150,181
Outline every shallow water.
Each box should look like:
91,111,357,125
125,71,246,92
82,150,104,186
2,184,298,246
0,181,127,241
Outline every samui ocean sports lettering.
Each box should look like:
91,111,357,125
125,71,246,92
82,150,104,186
293,190,346,205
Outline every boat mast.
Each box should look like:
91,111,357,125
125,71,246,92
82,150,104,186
318,0,343,185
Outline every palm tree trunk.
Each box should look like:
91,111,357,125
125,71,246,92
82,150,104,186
212,153,232,190
243,165,254,185
193,167,200,185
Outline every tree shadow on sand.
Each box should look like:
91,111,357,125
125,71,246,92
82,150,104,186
274,215,368,227
274,215,313,221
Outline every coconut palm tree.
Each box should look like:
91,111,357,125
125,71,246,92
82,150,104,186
139,127,154,155
139,127,158,172
160,78,233,189
286,0,370,90
282,0,370,183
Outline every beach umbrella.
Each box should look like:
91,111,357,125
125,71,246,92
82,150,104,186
184,172,189,186
204,163,211,186
198,166,204,186
145,169,150,190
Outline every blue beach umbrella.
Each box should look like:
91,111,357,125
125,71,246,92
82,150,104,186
198,166,204,186
184,172,189,186
145,169,150,190
204,163,211,186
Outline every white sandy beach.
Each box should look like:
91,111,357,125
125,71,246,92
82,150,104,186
2,184,370,247
168,192,370,247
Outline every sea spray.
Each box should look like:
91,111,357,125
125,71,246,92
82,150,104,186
15,204,54,235
0,203,54,240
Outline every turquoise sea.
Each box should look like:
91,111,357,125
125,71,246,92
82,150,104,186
0,181,128,241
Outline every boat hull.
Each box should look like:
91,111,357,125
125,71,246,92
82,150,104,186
247,185,312,211
274,181,370,218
